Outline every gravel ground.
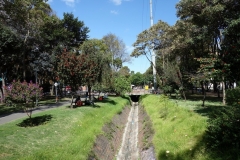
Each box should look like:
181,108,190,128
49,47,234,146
141,146,156,160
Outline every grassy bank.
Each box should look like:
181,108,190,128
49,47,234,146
140,94,216,160
0,96,129,160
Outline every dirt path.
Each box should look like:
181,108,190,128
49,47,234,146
117,102,139,160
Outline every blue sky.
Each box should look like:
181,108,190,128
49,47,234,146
48,0,179,73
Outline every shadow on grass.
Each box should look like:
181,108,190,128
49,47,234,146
157,133,239,160
169,92,225,117
0,103,24,117
193,105,225,117
158,94,239,159
139,94,150,101
170,93,222,102
157,133,205,160
121,95,132,105
17,114,53,127
67,103,101,109
98,98,117,105
0,106,23,117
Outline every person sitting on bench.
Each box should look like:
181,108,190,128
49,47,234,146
75,96,81,105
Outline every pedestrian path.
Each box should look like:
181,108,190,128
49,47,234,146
0,101,70,125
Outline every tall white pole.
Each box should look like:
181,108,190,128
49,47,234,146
150,0,157,91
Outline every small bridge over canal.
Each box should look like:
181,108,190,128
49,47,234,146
128,89,152,102
128,89,152,95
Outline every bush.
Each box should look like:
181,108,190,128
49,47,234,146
5,80,43,118
114,76,131,96
5,80,42,103
226,87,240,106
205,106,240,151
205,89,240,157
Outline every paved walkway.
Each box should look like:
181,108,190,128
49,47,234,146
0,101,70,125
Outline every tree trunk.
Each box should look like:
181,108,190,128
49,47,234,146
213,81,218,92
222,77,226,105
202,81,206,107
88,85,92,101
70,95,74,109
201,82,204,95
1,73,6,103
181,89,186,101
50,85,54,96
0,88,3,104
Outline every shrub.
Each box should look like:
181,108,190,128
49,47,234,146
226,87,240,106
205,106,240,150
114,76,131,96
5,80,43,118
205,88,240,157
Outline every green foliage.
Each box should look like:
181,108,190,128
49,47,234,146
226,87,240,106
202,87,240,157
114,76,131,96
118,66,130,78
205,106,240,154
162,85,172,94
113,57,122,71
79,39,110,87
61,12,89,48
130,72,144,86
92,82,109,93
40,15,70,53
0,24,22,80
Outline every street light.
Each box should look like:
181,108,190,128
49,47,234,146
35,71,38,106
54,82,58,103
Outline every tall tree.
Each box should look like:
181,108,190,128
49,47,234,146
0,0,50,102
62,13,90,50
118,66,130,78
39,15,71,83
176,0,240,104
131,20,171,88
57,50,83,107
79,39,110,98
102,33,131,71
2,0,52,80
130,72,145,87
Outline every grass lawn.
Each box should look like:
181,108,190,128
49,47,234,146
140,94,226,160
0,96,130,160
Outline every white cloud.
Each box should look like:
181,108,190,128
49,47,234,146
111,0,122,5
110,0,131,5
110,10,118,15
62,0,75,7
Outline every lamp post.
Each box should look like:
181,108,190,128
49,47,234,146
35,71,38,106
54,82,58,103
